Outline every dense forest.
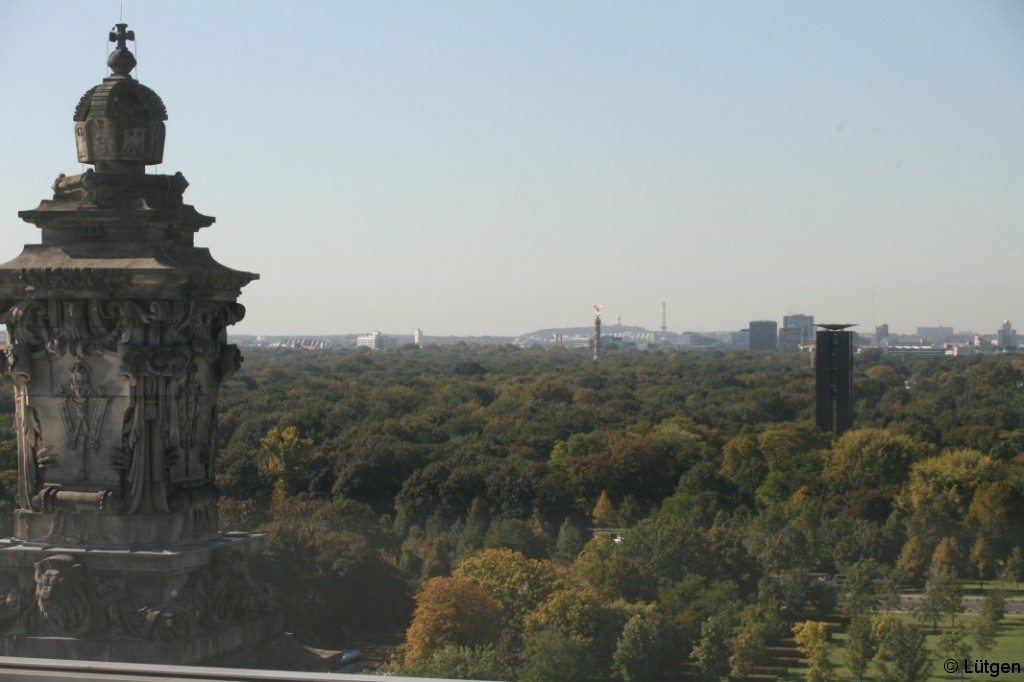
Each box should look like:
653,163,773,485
4,345,1022,680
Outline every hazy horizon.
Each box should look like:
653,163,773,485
2,1,1021,337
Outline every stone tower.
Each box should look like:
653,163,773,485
0,24,282,663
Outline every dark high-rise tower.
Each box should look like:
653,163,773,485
815,324,855,434
749,320,778,351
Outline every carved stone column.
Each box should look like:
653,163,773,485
0,24,283,664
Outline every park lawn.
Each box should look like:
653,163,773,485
780,613,1024,681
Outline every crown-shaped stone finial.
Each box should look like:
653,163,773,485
72,24,166,173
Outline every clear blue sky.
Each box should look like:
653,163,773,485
1,1,1022,336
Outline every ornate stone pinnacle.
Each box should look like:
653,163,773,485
107,23,137,76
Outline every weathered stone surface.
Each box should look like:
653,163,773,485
0,533,279,664
0,24,279,665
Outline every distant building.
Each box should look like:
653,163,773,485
916,326,954,343
357,331,396,350
815,326,854,434
748,320,778,351
778,326,804,352
996,320,1017,350
414,328,423,346
875,324,890,346
783,314,815,346
730,330,751,350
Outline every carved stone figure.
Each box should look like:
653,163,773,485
34,555,90,632
208,549,277,622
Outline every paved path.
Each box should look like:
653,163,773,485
898,593,1024,615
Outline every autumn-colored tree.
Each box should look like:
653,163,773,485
792,620,835,682
970,535,994,589
967,479,1024,560
574,535,657,602
591,490,617,526
896,535,931,583
719,435,767,500
404,577,503,666
865,364,903,387
728,623,766,680
259,425,315,503
452,548,565,630
820,428,931,515
523,586,628,670
900,449,1002,553
758,422,824,472
931,535,966,577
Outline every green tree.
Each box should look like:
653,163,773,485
971,612,997,657
918,565,962,633
400,644,511,680
840,558,899,619
690,616,731,682
938,625,971,682
518,628,590,682
758,422,825,472
979,589,1005,626
523,586,627,669
612,612,663,682
552,517,585,564
719,435,766,500
844,616,874,682
1003,546,1024,590
483,518,546,559
574,535,657,602
969,593,1004,669
257,499,411,645
728,623,766,681
872,615,931,682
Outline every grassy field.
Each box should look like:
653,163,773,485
779,585,1024,681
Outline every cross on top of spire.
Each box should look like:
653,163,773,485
107,23,137,77
109,23,135,49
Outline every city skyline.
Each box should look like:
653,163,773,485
1,1,1022,337
242,315,1015,342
